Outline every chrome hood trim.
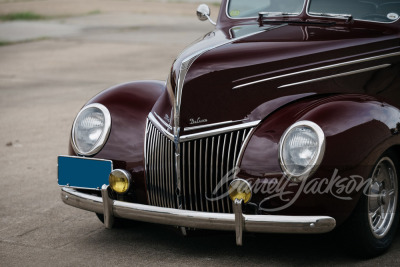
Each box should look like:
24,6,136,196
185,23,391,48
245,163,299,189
169,24,286,139
279,64,391,89
233,51,400,90
149,112,260,142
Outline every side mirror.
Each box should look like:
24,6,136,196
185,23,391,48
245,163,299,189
197,4,216,25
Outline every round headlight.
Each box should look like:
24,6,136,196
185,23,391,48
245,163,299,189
279,121,325,181
71,103,111,156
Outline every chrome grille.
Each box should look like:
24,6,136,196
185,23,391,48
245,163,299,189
145,121,177,209
145,120,253,213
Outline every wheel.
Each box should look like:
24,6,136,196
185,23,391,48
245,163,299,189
344,151,399,257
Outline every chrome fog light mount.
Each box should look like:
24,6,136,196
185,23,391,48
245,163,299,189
229,178,252,247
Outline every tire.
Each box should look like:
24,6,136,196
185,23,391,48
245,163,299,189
345,151,399,258
95,213,134,228
95,213,106,223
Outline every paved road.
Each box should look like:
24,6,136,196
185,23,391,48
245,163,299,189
0,1,400,266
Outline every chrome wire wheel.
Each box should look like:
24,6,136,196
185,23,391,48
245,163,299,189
368,157,398,239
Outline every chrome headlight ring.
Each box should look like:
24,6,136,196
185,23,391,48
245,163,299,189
279,120,326,182
71,103,111,156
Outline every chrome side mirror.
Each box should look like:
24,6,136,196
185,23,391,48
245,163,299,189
197,4,216,25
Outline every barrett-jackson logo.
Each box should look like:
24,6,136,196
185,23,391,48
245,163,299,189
189,117,208,125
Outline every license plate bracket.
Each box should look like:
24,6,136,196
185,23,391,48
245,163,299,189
58,156,113,190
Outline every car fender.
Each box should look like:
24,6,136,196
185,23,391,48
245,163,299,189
68,80,165,203
238,94,400,224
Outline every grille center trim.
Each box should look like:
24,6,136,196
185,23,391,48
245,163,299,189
145,115,256,214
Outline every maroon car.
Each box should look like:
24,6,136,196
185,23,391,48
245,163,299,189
58,0,400,257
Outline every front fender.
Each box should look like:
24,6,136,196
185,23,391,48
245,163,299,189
68,80,165,203
239,94,400,225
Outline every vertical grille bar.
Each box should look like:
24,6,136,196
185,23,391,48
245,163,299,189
204,138,209,212
215,136,221,213
182,142,187,210
161,136,170,208
158,132,164,208
155,132,165,207
220,135,227,213
232,130,241,169
194,140,199,211
168,139,174,208
145,121,151,204
163,138,171,208
188,143,193,211
210,137,215,212
199,139,204,211
226,132,234,213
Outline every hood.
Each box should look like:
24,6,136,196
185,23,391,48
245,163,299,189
152,23,400,135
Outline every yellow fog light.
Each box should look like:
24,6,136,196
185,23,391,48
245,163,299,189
229,179,252,204
109,169,131,194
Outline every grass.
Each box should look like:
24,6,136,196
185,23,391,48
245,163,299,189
0,10,101,22
166,0,221,7
0,41,11,46
0,12,47,21
0,37,49,46
87,10,102,15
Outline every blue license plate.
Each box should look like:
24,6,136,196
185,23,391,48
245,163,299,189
58,156,113,190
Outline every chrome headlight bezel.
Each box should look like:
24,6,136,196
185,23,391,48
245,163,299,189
71,103,111,156
278,120,326,182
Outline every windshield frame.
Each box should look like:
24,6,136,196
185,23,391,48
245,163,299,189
225,0,307,20
225,0,400,24
306,0,400,24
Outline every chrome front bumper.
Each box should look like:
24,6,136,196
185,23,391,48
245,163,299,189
61,186,336,245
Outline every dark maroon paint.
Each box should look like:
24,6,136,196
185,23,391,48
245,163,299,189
69,0,400,225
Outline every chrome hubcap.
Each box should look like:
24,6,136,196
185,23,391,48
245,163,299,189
368,157,398,239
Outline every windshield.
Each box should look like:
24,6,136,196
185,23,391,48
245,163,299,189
228,0,400,23
227,0,306,18
309,0,400,23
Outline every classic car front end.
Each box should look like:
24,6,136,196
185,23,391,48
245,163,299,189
58,0,400,257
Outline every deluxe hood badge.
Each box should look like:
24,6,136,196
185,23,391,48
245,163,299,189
190,117,208,125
